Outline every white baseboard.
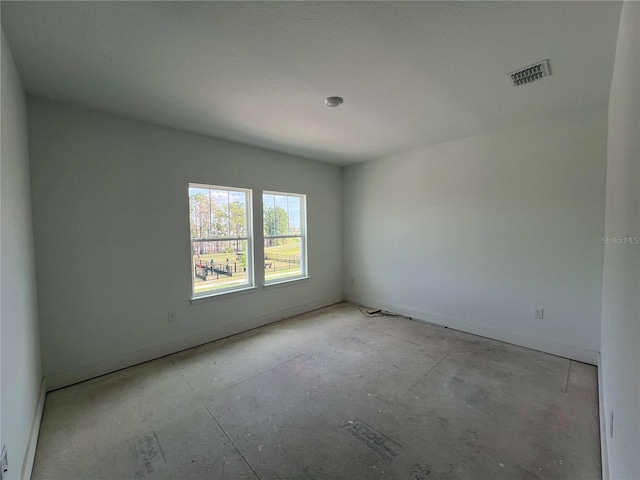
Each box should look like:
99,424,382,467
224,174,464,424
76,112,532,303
44,295,343,392
21,378,46,480
344,294,599,365
598,354,610,480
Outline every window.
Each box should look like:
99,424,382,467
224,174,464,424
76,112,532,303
263,191,307,284
189,184,253,298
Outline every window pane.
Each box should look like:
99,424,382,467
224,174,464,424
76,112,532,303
264,237,302,282
192,240,249,294
263,193,277,237
287,196,301,234
210,189,229,238
228,191,247,238
274,195,289,235
192,188,247,239
189,187,211,239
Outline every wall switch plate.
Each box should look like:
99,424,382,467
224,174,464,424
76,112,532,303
1,445,8,480
534,308,544,319
168,310,176,323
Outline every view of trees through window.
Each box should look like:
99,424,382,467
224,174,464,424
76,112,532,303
263,192,306,283
189,185,251,296
188,185,306,297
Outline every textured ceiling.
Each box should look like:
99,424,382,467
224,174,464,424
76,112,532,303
1,1,622,166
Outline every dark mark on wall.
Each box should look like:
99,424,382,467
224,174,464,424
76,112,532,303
342,419,402,462
128,432,167,479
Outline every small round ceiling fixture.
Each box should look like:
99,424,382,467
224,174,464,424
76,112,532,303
324,96,344,108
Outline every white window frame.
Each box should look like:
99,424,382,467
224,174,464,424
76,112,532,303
263,191,307,285
189,183,254,299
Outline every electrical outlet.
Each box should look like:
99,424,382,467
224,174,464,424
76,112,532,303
1,445,8,480
534,308,544,319
168,310,176,323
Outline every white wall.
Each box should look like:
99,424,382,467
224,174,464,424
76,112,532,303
343,107,607,364
1,29,43,479
27,97,343,389
600,3,640,479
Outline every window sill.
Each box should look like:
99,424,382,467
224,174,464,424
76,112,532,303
190,286,257,304
263,276,309,289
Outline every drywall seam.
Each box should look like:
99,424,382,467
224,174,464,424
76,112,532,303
44,295,343,391
345,294,599,365
598,353,610,480
20,378,46,480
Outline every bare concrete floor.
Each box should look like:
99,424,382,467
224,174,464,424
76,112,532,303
32,303,600,479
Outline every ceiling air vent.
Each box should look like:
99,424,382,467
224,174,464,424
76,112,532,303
508,59,550,87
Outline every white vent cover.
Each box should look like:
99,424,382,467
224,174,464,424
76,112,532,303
508,59,550,87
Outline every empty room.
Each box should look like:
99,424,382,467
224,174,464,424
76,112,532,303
1,1,638,479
